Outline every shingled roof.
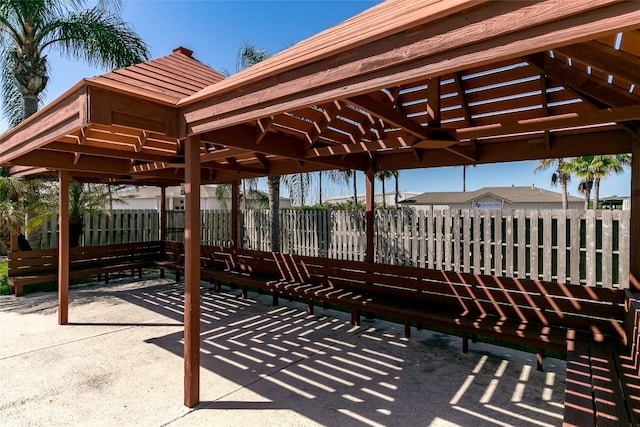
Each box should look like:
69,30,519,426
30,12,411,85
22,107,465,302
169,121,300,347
88,46,225,105
402,186,583,205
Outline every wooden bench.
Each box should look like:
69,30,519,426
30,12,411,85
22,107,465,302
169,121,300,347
149,241,640,422
193,245,625,366
562,290,640,426
156,241,185,281
8,241,162,296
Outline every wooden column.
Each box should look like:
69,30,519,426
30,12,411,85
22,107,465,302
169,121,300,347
365,164,375,263
58,170,70,325
9,229,18,252
184,135,201,407
160,186,167,241
631,140,640,290
231,180,240,248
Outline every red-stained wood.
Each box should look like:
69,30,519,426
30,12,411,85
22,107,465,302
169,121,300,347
58,170,70,325
183,135,201,408
231,180,239,248
160,186,167,241
631,141,640,290
365,165,374,263
184,2,640,134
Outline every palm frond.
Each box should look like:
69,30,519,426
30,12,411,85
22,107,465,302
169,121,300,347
237,42,270,71
0,47,23,127
44,7,149,69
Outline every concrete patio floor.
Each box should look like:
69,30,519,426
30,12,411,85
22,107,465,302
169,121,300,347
0,276,566,427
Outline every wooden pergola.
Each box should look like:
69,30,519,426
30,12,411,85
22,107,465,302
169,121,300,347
2,0,640,408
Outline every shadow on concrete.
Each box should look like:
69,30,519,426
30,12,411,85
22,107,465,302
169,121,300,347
113,277,566,427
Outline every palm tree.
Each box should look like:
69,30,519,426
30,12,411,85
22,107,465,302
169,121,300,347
282,172,311,207
0,0,149,124
237,43,278,249
340,170,359,206
317,170,347,205
68,181,112,247
562,157,596,210
591,154,631,209
394,170,400,206
534,158,571,209
376,170,397,208
562,155,631,210
0,170,23,250
0,0,148,248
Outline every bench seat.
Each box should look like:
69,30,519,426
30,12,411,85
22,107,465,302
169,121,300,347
8,242,162,296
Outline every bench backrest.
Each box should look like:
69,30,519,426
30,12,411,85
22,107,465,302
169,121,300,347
9,242,163,277
209,246,625,342
176,243,627,343
293,253,626,342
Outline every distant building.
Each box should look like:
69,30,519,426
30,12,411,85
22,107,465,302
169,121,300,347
400,186,583,210
113,185,291,211
324,191,420,207
600,196,630,210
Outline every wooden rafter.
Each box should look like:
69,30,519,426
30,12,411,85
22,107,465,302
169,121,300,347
255,116,274,144
555,40,640,84
347,94,431,140
306,101,342,148
201,125,366,170
375,128,632,171
456,104,640,141
527,54,640,108
452,73,470,126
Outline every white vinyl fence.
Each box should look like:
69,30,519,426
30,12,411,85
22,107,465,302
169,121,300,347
30,208,630,288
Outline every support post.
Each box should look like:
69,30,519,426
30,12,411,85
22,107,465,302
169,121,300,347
58,170,70,325
363,164,377,321
631,141,640,290
160,186,167,242
9,229,18,252
184,136,201,408
231,180,240,248
365,165,375,263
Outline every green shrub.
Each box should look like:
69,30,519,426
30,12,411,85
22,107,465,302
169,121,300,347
0,261,8,295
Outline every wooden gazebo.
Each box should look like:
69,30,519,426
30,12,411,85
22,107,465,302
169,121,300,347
3,0,640,421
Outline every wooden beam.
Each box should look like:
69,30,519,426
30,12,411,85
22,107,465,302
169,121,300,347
427,77,441,126
306,132,417,158
631,140,640,290
10,151,135,175
201,125,367,171
184,135,201,408
555,40,640,85
0,94,83,164
160,186,167,241
444,145,477,163
456,104,640,141
375,128,633,170
58,170,70,325
43,142,175,163
347,94,432,140
255,117,274,144
527,54,640,108
200,147,248,163
202,160,267,175
365,164,374,263
306,101,342,147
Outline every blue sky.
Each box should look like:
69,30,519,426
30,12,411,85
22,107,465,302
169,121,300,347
6,0,630,201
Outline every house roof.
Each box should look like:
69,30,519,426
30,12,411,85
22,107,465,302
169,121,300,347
402,186,583,205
